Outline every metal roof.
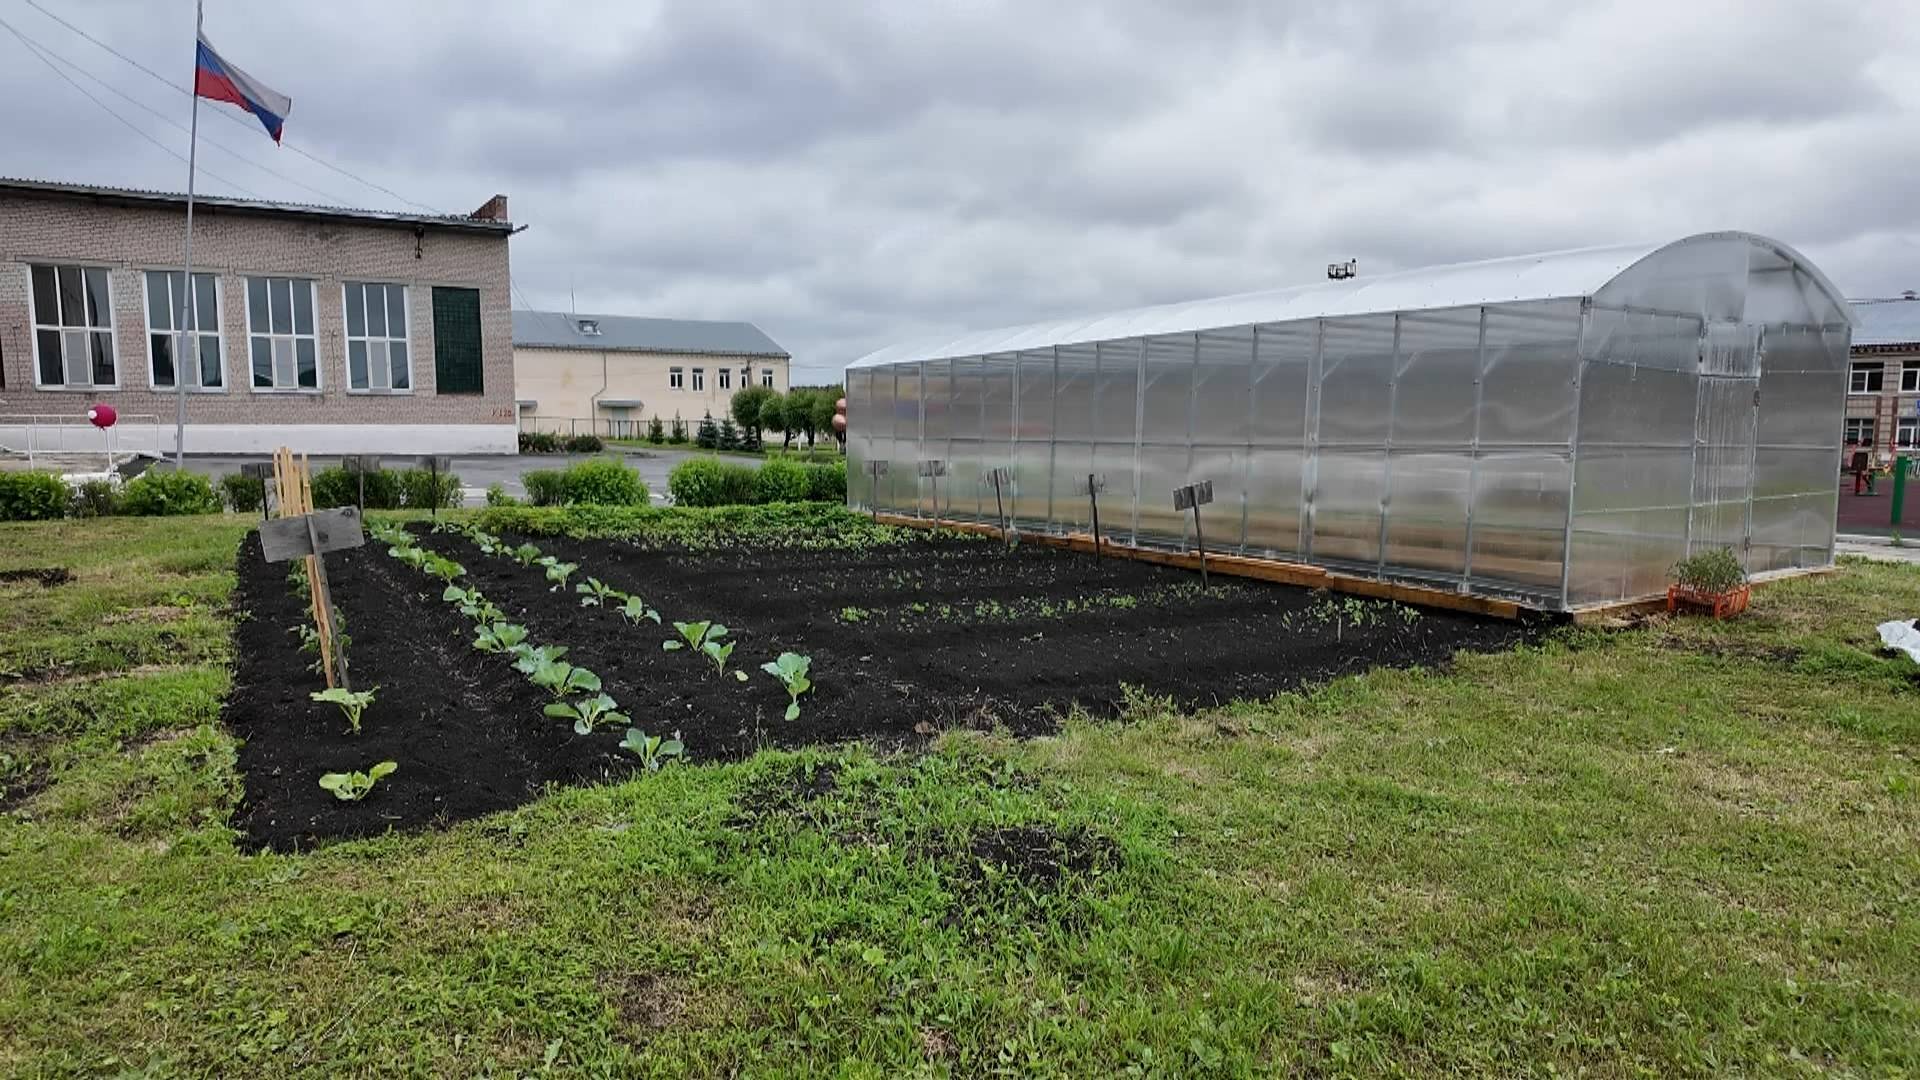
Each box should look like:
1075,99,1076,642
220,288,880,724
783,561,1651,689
1850,297,1920,348
512,310,788,358
847,232,1845,369
0,176,513,234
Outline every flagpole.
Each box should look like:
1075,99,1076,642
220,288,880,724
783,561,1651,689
173,0,203,467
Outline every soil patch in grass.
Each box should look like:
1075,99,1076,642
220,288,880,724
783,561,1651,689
223,532,635,851
0,566,71,586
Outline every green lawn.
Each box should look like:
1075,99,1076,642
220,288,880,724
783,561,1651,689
1,515,1915,1077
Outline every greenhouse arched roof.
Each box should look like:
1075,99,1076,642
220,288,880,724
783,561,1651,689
847,231,1849,369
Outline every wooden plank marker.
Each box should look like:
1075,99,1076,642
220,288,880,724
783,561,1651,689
1173,479,1215,586
917,459,946,519
985,466,1014,548
416,455,453,517
240,462,273,523
341,454,381,510
263,447,364,689
1086,473,1107,560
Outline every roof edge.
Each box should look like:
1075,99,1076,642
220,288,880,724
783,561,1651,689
0,177,513,235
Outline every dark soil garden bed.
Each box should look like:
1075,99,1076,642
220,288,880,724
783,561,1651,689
226,526,1542,849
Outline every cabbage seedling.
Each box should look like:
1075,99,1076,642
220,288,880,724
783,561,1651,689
473,622,529,653
391,544,430,569
618,595,661,625
704,637,747,682
311,687,377,734
512,643,568,675
664,620,746,680
618,727,685,771
760,652,814,720
539,557,578,589
577,577,625,608
424,555,467,583
511,543,544,566
528,656,602,698
544,692,629,735
319,760,396,801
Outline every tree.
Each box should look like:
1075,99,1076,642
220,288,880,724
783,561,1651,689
760,391,794,450
810,386,843,450
717,416,742,451
790,388,819,448
695,412,719,450
730,385,774,452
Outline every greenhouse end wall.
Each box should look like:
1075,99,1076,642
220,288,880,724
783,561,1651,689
847,234,1851,612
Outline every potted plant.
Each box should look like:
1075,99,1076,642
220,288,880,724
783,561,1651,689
1667,547,1750,618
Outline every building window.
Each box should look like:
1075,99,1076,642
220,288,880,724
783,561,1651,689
669,366,684,390
1850,361,1884,394
1903,362,1920,393
431,287,484,394
762,368,775,388
344,282,411,392
692,367,705,392
29,264,116,388
718,367,732,391
245,276,319,390
1901,418,1918,448
1846,417,1877,445
143,271,222,390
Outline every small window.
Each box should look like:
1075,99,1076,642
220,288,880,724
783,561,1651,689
1850,362,1884,394
145,270,222,390
344,282,412,392
669,366,684,390
762,368,775,388
692,367,705,392
30,263,117,388
718,367,732,391
1903,362,1920,393
1846,417,1877,445
1901,417,1918,448
245,276,319,390
577,318,600,336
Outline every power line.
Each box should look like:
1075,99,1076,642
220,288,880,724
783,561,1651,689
20,0,448,215
7,16,359,207
0,13,264,199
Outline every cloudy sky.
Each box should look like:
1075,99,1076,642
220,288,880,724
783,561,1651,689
3,0,1916,382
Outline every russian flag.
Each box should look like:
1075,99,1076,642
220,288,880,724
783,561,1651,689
194,32,291,144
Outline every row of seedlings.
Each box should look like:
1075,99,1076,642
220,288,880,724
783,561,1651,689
287,559,397,802
448,522,816,721
366,520,685,769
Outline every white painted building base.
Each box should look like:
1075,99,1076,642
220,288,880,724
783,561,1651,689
0,422,518,456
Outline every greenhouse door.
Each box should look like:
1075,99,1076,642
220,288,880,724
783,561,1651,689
1687,373,1759,563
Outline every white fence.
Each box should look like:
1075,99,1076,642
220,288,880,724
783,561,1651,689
0,413,168,466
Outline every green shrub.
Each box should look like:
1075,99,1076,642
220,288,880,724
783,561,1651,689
523,469,568,507
667,416,689,445
311,466,399,509
119,469,220,516
646,416,665,442
754,456,811,504
218,472,265,513
1672,547,1746,592
473,502,966,551
717,417,742,451
0,471,71,521
561,457,648,506
562,434,605,453
72,479,119,518
805,459,848,502
396,467,462,509
694,413,720,450
485,482,519,507
519,431,560,454
668,457,756,507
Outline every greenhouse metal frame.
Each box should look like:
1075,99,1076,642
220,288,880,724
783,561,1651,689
846,232,1853,611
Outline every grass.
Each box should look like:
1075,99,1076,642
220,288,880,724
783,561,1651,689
1,515,1917,1076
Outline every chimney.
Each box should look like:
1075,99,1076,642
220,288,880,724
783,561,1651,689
471,194,509,222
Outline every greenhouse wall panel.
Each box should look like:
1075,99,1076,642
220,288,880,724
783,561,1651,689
846,232,1852,612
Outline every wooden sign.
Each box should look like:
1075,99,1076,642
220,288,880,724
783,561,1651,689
1173,480,1214,512
240,462,273,480
260,506,367,564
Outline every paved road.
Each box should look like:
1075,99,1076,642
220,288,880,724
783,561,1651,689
180,447,706,504
1836,534,1920,566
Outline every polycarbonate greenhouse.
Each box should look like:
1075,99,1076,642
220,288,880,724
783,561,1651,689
846,232,1853,611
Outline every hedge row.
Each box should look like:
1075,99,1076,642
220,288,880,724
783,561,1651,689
472,501,951,551
517,457,650,508
666,456,846,507
0,468,225,520
309,466,462,510
518,432,605,454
